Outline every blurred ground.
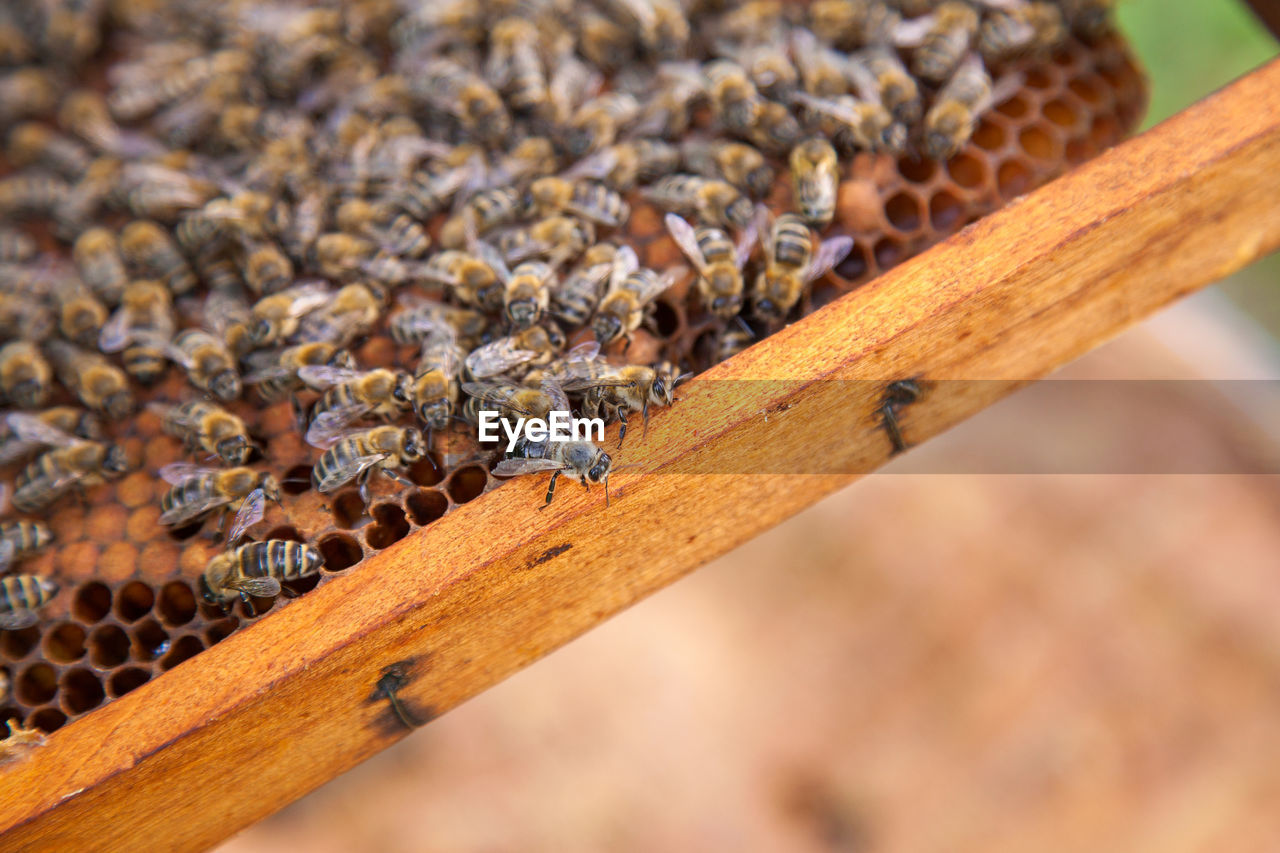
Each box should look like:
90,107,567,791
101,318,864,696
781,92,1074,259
219,289,1280,852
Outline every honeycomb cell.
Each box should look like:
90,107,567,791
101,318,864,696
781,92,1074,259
946,153,987,190
131,619,169,662
884,192,924,233
157,581,197,626
331,491,367,529
74,582,112,623
2,627,40,660
1019,125,1061,161
29,707,65,733
116,581,155,623
17,664,56,705
60,668,105,714
108,667,150,698
366,504,410,550
407,489,449,526
159,636,203,671
319,534,363,573
90,625,130,668
44,623,86,663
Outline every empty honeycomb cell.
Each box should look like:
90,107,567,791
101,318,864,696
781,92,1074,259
1019,125,1061,161
116,581,155,623
319,534,363,573
331,491,368,529
407,489,449,526
834,243,870,282
157,581,197,627
407,455,445,488
1043,98,1080,129
17,664,56,705
28,707,65,733
884,192,924,233
873,238,904,270
972,121,1006,152
946,153,987,190
74,582,112,624
131,619,169,662
897,157,936,184
205,619,239,647
89,625,130,668
60,668,105,714
997,159,1035,199
366,504,410,550
2,628,40,660
996,95,1031,119
44,623,86,663
652,300,682,337
449,466,488,504
159,636,203,671
107,667,150,698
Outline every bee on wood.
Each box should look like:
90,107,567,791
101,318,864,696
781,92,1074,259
200,540,324,616
72,228,128,305
680,139,774,199
923,54,1020,160
120,219,197,295
753,211,855,322
0,521,54,574
149,400,255,466
895,1,979,83
0,341,52,410
243,343,356,404
46,340,136,418
310,425,425,501
494,435,613,506
0,409,102,466
465,323,567,380
665,212,757,319
644,174,755,230
299,366,414,448
789,137,840,227
592,245,686,345
158,463,280,541
12,434,129,513
0,575,59,630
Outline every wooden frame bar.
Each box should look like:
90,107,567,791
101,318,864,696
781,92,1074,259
3,58,1280,851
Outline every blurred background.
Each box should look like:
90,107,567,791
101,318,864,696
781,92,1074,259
222,3,1280,850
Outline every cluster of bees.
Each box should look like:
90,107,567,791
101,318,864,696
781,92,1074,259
0,0,1113,632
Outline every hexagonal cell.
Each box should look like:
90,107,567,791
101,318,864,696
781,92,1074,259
448,466,488,504
159,635,204,671
29,707,65,733
89,625,130,668
17,664,56,705
2,627,40,660
1019,124,1061,161
406,489,449,526
107,667,150,698
60,668,105,714
73,582,112,623
116,581,155,623
157,581,197,627
331,490,367,529
130,619,170,662
883,192,924,233
44,623,87,663
318,534,363,573
366,504,410,550
946,153,987,190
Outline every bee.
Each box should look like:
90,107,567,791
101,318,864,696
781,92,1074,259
645,175,755,230
895,1,979,83
977,1,1066,59
310,425,425,501
553,356,689,445
0,342,52,410
169,329,242,401
465,323,567,380
497,216,596,266
792,91,902,154
388,299,487,348
149,399,254,466
419,249,504,313
0,69,58,124
233,283,331,356
299,366,414,447
487,17,549,114
200,540,325,616
847,45,922,129
1058,0,1114,40
335,199,431,259
72,228,128,305
0,409,102,466
753,212,855,322
563,139,681,191
243,342,356,403
0,173,70,220
592,245,686,344
411,57,510,146
923,55,1017,160
704,60,762,134
562,92,640,159
551,243,617,328
745,99,803,156
439,186,524,250
120,220,197,295
789,138,840,227
12,436,129,513
0,228,35,263
7,123,92,180
296,282,383,348
680,139,774,199
241,241,295,296
54,278,109,349
665,213,757,319
810,0,902,49
0,576,59,630
411,326,465,434
525,178,630,228
157,463,280,540
0,521,54,574
494,435,613,506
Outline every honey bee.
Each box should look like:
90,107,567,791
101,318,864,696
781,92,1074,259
234,283,331,355
419,249,504,313
296,282,383,348
0,576,59,630
310,425,425,501
12,436,130,513
497,215,596,266
923,55,1017,160
553,356,689,445
149,399,254,466
753,212,855,321
789,138,840,227
200,540,325,616
645,175,755,230
1058,0,1114,40
551,243,617,328
0,409,103,466
0,521,54,574
525,178,630,228
54,278,109,348
72,228,128,305
439,186,524,250
243,342,355,403
494,435,613,506
562,92,640,159
169,329,242,401
120,220,197,295
810,0,902,49
335,199,431,259
241,241,295,296
0,173,70,219
0,69,58,124
704,60,762,134
465,323,567,380
7,123,92,180
665,213,756,318
388,299,487,348
0,228,35,263
977,1,1066,59
0,342,52,410
680,139,774,199
487,17,549,114
411,326,465,434
411,57,510,146
895,1,979,83
158,463,280,540
592,245,686,344
299,366,414,447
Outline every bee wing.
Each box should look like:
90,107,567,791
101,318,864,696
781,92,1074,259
0,610,38,631
159,462,218,485
473,240,512,283
226,488,266,544
735,211,761,269
493,456,564,476
296,365,366,391
891,14,936,47
805,236,856,283
158,492,231,526
4,413,78,448
662,213,708,274
306,403,375,449
97,306,134,352
464,340,539,379
316,452,387,493
225,575,282,597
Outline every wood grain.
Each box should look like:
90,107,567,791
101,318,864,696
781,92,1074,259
3,57,1280,852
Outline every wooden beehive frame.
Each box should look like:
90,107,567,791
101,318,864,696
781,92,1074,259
1,54,1278,851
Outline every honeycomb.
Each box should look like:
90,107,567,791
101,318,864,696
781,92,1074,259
0,33,1147,735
